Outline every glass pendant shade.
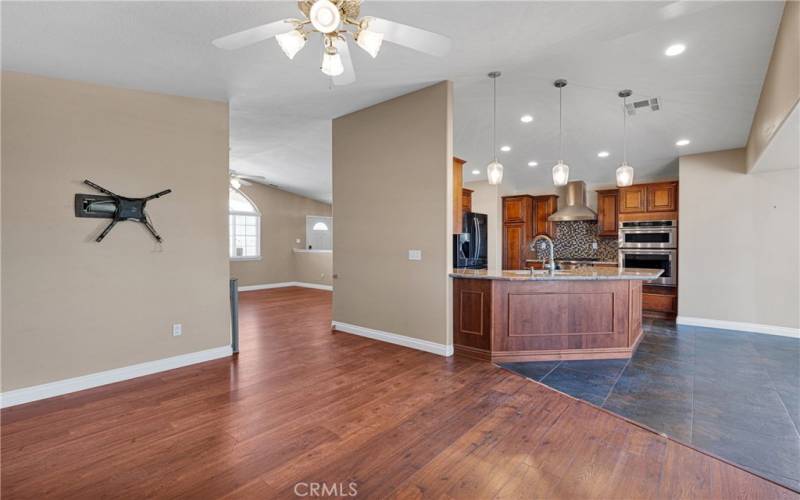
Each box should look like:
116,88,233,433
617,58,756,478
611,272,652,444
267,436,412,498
552,161,569,186
487,160,504,185
321,49,344,76
616,163,634,187
356,28,384,58
276,30,306,59
309,0,341,33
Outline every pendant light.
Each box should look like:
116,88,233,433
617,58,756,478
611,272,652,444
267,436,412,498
616,89,634,187
486,71,503,185
552,79,569,186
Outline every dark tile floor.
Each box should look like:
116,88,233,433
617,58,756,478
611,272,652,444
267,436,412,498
500,319,800,492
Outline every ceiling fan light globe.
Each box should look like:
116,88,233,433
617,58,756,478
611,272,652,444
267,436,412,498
552,161,569,186
276,29,306,59
309,0,341,34
356,29,384,58
487,160,504,185
321,49,344,76
616,163,634,187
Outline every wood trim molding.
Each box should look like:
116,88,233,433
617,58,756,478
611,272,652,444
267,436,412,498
332,321,454,357
0,346,233,408
676,316,800,339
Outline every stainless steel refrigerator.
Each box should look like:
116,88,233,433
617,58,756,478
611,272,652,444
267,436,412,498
454,212,488,269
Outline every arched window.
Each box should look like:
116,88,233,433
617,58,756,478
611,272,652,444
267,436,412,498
229,187,260,260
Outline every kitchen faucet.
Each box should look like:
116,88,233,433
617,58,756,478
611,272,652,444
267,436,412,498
530,234,556,273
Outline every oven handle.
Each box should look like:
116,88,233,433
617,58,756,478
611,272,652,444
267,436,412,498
619,249,676,255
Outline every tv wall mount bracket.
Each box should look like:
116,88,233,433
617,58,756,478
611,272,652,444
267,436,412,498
74,180,172,243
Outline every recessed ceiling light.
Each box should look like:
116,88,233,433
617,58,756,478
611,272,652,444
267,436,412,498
675,139,691,146
471,169,481,175
500,145,511,152
528,161,538,167
597,151,610,158
665,43,686,57
520,114,534,123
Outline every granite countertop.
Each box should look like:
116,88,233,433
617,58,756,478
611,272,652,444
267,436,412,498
524,258,619,265
450,267,663,281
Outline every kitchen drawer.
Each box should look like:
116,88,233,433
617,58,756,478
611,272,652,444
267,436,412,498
643,292,676,313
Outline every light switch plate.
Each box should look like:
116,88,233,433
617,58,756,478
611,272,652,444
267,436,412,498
172,324,182,337
408,249,422,261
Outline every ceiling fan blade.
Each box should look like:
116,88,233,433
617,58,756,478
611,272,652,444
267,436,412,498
212,19,293,50
239,179,253,186
333,38,356,86
367,17,451,57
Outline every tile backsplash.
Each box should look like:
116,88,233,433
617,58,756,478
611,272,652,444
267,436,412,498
531,221,618,261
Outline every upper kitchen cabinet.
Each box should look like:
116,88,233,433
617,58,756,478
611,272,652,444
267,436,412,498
462,188,473,214
503,195,532,223
619,185,647,213
646,182,678,212
532,195,558,237
618,182,679,219
453,157,466,233
596,189,619,238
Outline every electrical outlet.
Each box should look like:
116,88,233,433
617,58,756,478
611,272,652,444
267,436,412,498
592,241,598,250
408,249,422,261
295,238,301,244
320,273,325,279
172,323,182,337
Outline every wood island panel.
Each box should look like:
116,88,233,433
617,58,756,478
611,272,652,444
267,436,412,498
454,278,645,362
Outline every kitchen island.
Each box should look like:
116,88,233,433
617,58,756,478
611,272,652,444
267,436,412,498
451,267,663,362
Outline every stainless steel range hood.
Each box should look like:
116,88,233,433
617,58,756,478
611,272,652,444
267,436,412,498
548,180,597,222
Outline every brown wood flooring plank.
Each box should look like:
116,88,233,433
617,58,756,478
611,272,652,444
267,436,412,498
2,287,796,499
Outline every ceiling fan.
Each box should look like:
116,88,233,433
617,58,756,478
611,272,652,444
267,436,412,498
212,0,451,85
229,170,266,189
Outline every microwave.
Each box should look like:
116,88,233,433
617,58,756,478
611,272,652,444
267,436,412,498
619,220,677,249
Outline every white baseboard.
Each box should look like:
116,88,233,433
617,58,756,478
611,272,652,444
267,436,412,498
238,282,333,292
676,316,800,339
0,345,232,409
332,321,454,357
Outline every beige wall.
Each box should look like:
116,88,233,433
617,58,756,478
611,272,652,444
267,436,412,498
332,82,453,345
229,183,332,287
746,0,799,171
678,148,799,329
293,251,333,286
1,72,231,391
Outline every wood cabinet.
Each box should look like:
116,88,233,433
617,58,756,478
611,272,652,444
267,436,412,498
452,157,466,233
642,285,677,318
502,196,533,270
503,223,526,270
503,196,529,223
647,182,678,212
596,189,619,238
502,195,558,270
618,182,678,217
462,188,473,215
532,195,558,238
619,185,647,213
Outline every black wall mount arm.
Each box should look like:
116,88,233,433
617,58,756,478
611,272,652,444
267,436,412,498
75,180,172,243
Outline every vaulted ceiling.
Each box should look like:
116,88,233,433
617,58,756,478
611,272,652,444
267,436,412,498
2,1,785,201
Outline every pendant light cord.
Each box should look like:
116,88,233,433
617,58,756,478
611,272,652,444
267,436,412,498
623,96,627,164
492,76,497,159
559,87,563,161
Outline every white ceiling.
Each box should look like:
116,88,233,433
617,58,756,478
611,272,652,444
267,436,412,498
2,1,784,202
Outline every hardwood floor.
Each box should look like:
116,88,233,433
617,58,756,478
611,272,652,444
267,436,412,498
1,287,795,499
